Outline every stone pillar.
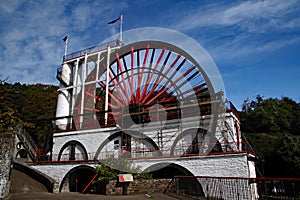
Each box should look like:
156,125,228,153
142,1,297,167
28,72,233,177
0,133,14,199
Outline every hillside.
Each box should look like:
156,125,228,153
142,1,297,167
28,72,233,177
0,82,58,151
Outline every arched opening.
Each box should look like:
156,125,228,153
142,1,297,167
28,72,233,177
170,128,225,157
58,140,88,161
145,163,193,178
94,130,162,160
145,163,205,197
16,149,27,159
60,165,97,193
170,128,207,156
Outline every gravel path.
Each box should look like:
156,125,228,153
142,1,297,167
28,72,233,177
7,169,179,200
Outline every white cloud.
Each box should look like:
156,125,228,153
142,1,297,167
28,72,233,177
0,1,23,14
209,36,300,65
0,0,128,84
71,3,94,30
169,0,300,63
173,0,299,32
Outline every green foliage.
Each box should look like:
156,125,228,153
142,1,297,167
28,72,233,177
95,162,118,182
0,82,28,132
95,156,152,183
244,133,300,177
244,132,279,160
241,95,300,177
0,82,58,148
276,135,300,177
241,95,300,135
20,84,58,147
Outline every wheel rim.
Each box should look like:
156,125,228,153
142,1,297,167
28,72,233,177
71,37,226,159
77,41,214,130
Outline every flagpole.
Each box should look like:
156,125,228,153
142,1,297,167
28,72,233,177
63,35,68,57
64,41,68,57
104,46,111,125
119,15,123,45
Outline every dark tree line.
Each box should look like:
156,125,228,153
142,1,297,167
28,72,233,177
239,95,300,177
241,95,300,135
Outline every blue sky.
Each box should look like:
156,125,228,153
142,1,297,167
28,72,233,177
0,0,299,109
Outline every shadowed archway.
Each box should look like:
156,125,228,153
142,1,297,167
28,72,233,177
144,163,205,197
60,165,96,193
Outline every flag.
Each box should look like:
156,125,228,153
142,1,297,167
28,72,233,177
107,15,122,24
62,34,68,43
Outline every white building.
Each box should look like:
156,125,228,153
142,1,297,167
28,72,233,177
33,28,257,199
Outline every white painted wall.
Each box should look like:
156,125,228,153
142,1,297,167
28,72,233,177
31,153,256,194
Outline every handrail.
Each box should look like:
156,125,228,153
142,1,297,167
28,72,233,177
168,175,300,199
32,142,254,164
14,125,38,161
82,173,98,193
62,40,121,61
164,177,175,194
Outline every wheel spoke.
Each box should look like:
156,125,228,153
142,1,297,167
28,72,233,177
146,65,195,105
122,56,132,96
116,53,130,102
136,44,150,102
83,107,101,112
130,47,135,103
141,49,167,104
102,63,126,107
141,48,156,100
86,90,119,110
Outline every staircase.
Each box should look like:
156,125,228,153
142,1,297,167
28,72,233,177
13,124,38,161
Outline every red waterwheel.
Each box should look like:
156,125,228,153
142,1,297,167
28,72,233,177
76,41,214,131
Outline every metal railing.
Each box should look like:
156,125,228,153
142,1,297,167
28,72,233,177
14,124,38,161
62,40,121,61
33,141,255,164
165,176,300,200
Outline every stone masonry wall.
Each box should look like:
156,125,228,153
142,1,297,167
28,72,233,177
0,133,14,200
106,179,171,195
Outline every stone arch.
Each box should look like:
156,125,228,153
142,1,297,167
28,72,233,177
15,149,27,159
94,130,162,160
170,128,207,156
59,165,96,193
144,162,205,197
144,162,194,178
58,140,88,161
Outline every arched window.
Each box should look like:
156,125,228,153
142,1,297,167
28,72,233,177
58,140,88,161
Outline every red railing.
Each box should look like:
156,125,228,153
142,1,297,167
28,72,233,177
225,100,240,120
32,141,255,164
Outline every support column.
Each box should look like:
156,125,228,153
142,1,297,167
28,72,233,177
104,46,111,125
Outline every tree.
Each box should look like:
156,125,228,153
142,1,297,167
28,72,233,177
0,82,58,148
93,156,152,194
282,97,300,135
0,82,26,132
240,95,299,135
95,156,152,183
240,95,300,177
21,84,58,147
276,135,300,177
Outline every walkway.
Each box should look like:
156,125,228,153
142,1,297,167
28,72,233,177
7,193,179,200
7,169,180,200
